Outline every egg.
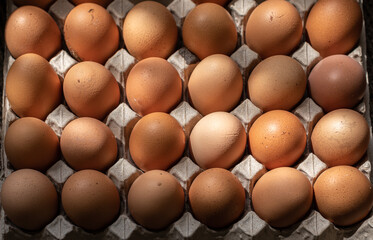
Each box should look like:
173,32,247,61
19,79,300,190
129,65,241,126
314,166,373,226
128,170,184,230
5,117,59,172
12,0,56,9
1,169,58,231
188,54,243,115
122,1,178,60
189,112,246,169
69,0,113,7
60,117,118,171
245,0,302,59
61,170,120,231
182,3,237,60
6,53,62,120
189,168,245,229
305,0,362,57
64,3,119,64
247,55,306,111
129,112,185,171
308,55,366,112
248,110,306,169
5,6,61,60
63,61,120,120
311,109,369,167
126,57,182,116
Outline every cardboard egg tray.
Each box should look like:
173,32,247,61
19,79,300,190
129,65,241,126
1,0,373,239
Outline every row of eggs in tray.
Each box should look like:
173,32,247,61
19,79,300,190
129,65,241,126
1,0,373,237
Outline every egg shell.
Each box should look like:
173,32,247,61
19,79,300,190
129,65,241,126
252,167,313,228
12,0,56,9
5,53,62,120
5,6,61,59
129,112,185,171
314,166,373,226
248,110,306,169
128,170,185,230
305,0,362,57
60,117,118,171
245,0,303,59
61,170,120,231
308,54,366,112
63,61,120,120
64,3,119,64
0,169,58,231
182,3,237,60
126,57,182,116
188,54,243,115
188,168,245,229
69,0,113,7
247,55,306,112
122,1,178,60
189,112,246,169
5,117,60,172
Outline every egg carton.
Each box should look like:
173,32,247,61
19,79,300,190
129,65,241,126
1,0,373,239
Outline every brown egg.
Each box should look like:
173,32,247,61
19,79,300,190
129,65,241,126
305,0,362,57
311,109,369,167
245,0,302,59
314,166,373,226
188,54,243,115
61,170,120,231
5,117,59,172
129,113,185,171
60,117,117,171
192,0,229,6
128,170,184,230
12,0,56,9
69,0,113,7
252,167,313,228
126,57,182,116
63,61,120,120
1,169,58,231
122,1,178,60
182,3,237,60
5,6,61,59
308,55,366,112
6,53,62,120
248,55,306,111
189,168,245,229
248,110,306,169
189,112,246,169
64,3,119,64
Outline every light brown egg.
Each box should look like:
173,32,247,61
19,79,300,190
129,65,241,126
314,166,373,226
188,54,243,115
6,53,62,120
252,167,313,228
126,57,182,116
308,55,366,112
128,170,184,230
182,3,237,60
69,0,113,7
60,117,117,171
61,170,120,231
248,110,306,169
305,0,362,57
189,112,246,169
248,55,306,112
189,168,245,229
1,169,58,231
129,112,185,171
122,1,178,60
63,61,120,120
12,0,56,9
5,117,59,172
311,109,369,167
5,6,61,59
245,0,302,59
64,3,119,64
